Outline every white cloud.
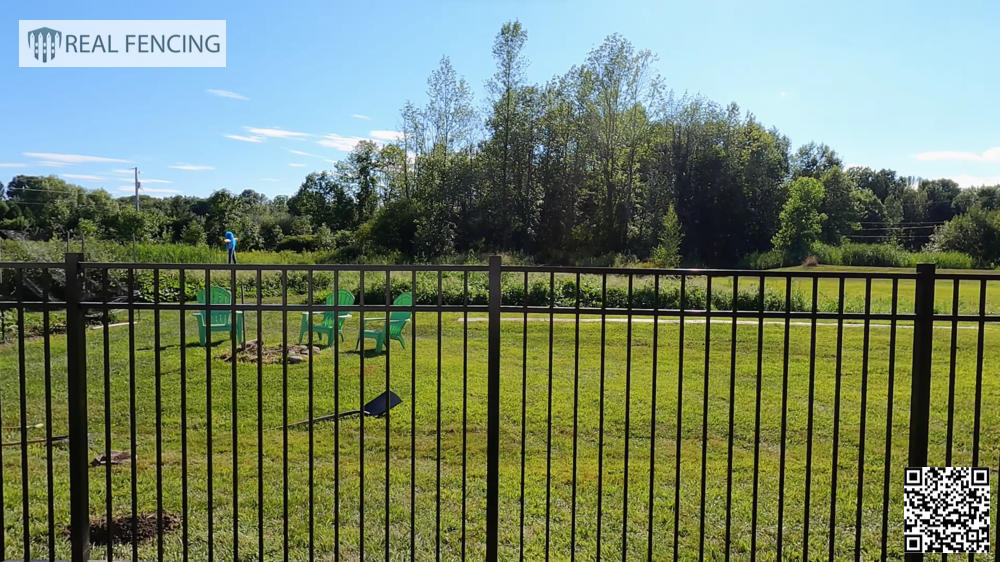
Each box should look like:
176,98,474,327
170,164,213,171
289,163,306,167
779,91,788,97
38,161,68,167
948,174,1000,188
225,134,264,143
140,178,172,184
317,133,369,151
0,163,26,168
245,127,311,139
913,147,1000,162
206,89,249,101
287,149,320,158
352,113,372,120
61,174,105,180
370,130,404,142
23,152,129,164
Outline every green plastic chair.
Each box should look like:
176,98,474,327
356,292,412,354
191,287,244,347
299,290,354,346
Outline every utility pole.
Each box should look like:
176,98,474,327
133,167,140,211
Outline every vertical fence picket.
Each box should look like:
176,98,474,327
65,253,90,562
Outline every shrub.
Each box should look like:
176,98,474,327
808,242,843,265
905,251,974,269
650,205,683,267
276,234,320,253
838,242,907,267
744,249,785,270
929,208,1000,267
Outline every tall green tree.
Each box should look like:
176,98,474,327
773,177,826,260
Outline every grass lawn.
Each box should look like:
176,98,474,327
0,274,998,560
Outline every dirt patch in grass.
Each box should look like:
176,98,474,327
217,339,325,364
67,512,180,546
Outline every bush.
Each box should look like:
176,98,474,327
276,234,320,253
929,208,1000,267
808,242,843,265
744,249,785,270
905,251,974,269
838,242,907,267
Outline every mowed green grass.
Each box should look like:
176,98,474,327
1,284,999,560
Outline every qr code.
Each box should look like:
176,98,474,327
904,467,991,553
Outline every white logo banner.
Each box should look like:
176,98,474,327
19,20,226,67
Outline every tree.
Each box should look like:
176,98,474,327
792,142,842,178
818,166,861,243
425,56,476,153
930,208,1000,266
773,177,826,260
180,221,207,245
344,141,380,223
288,172,356,232
650,204,682,267
581,34,660,250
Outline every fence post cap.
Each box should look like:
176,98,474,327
915,262,936,274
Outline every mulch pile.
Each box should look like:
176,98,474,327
67,512,180,546
218,339,325,364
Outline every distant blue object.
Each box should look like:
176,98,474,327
224,231,237,264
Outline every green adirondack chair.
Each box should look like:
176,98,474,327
191,287,244,347
299,290,354,345
356,292,412,354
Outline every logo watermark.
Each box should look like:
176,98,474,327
19,20,226,67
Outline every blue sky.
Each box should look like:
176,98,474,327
3,0,1000,198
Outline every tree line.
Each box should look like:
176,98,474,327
3,22,997,266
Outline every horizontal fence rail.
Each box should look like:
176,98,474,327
0,255,996,560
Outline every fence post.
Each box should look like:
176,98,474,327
907,263,935,468
905,263,935,561
486,255,501,560
65,252,90,562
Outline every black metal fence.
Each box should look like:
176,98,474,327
0,254,997,561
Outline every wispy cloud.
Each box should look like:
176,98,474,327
62,174,105,180
23,152,129,164
245,127,311,139
140,178,173,184
38,161,68,167
112,168,135,175
259,177,279,182
170,164,214,171
0,163,26,168
317,133,369,151
370,130,404,142
207,89,249,101
289,163,307,167
287,149,320,158
913,147,1000,162
949,174,1000,188
352,114,372,120
225,134,265,143
118,186,182,194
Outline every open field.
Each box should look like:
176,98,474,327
0,270,998,560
